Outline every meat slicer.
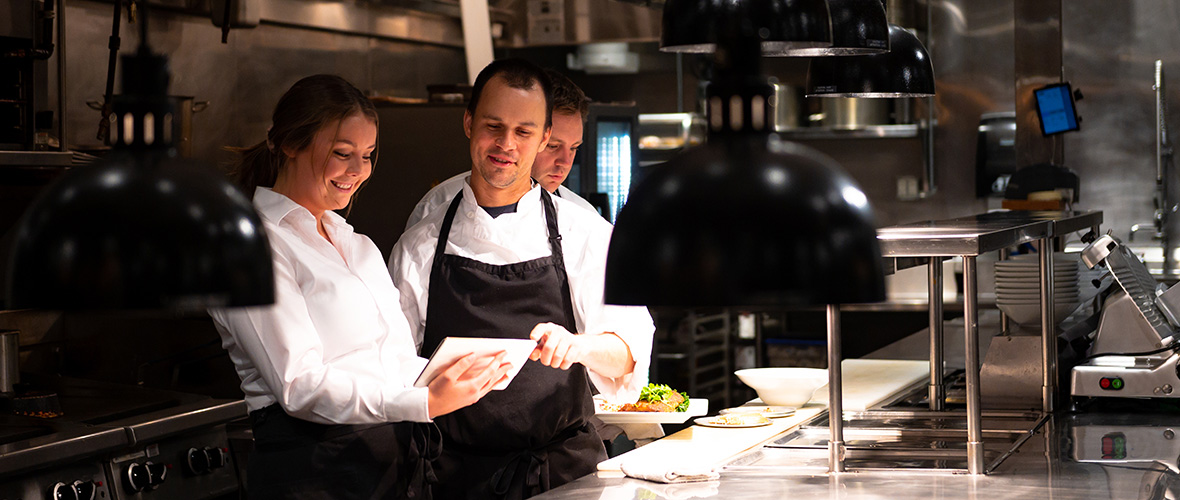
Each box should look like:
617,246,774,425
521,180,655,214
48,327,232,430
1071,234,1180,398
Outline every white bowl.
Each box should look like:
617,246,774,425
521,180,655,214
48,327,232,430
734,368,827,408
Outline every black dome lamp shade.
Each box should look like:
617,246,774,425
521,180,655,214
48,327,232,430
806,24,935,97
660,0,832,56
783,0,889,56
607,18,885,307
5,38,274,309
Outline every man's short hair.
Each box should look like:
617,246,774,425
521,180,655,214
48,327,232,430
545,68,589,122
467,58,554,129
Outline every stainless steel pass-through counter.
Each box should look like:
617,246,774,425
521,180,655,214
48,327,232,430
876,210,1102,473
537,410,1178,500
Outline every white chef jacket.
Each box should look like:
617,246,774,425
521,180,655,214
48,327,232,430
404,172,600,231
389,181,654,403
209,187,430,425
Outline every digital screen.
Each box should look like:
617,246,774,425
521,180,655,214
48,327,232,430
1034,83,1080,135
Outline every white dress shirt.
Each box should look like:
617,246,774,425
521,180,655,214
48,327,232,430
404,172,600,231
209,187,430,425
389,181,654,403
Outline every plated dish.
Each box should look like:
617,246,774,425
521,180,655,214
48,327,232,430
693,414,772,428
718,405,795,418
594,397,709,424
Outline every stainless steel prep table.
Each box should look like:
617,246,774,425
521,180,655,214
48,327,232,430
876,210,1101,473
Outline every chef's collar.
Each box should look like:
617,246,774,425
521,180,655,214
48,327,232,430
252,186,348,229
458,178,544,220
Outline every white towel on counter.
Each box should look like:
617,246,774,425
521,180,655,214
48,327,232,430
620,460,720,483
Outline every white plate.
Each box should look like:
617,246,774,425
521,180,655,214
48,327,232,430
693,416,772,428
594,398,708,424
719,406,796,418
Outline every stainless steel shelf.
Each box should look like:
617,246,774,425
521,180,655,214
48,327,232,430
778,124,920,139
0,151,73,167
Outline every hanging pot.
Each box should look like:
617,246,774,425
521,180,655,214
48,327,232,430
88,96,209,157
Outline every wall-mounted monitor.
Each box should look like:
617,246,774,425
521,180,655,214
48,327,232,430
1033,83,1080,135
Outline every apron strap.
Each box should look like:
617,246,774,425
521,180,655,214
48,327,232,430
538,188,568,277
432,192,465,272
406,422,442,497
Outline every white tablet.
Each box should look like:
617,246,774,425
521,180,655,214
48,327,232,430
413,337,537,390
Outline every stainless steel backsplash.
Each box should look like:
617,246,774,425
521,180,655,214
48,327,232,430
34,0,1180,251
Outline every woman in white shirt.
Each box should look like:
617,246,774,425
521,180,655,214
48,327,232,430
210,74,509,500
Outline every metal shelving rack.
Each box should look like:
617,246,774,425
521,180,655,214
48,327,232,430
656,310,733,409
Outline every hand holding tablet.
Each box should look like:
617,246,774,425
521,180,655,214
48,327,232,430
415,337,538,390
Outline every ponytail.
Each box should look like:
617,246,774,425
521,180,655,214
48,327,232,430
224,74,377,200
227,139,282,195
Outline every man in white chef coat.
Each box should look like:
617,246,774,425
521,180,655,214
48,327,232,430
387,58,655,500
403,68,599,231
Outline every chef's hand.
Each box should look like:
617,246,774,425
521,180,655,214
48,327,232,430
530,323,637,378
426,351,512,418
529,322,585,370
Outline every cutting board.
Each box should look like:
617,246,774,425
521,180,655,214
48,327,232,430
597,358,930,473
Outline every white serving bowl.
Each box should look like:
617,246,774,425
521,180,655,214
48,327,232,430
734,368,828,408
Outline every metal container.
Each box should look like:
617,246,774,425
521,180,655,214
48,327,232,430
821,98,889,129
88,96,208,157
0,330,18,394
772,84,800,131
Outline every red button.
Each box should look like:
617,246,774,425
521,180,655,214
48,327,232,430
1100,378,1111,389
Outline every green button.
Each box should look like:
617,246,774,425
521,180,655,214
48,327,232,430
1111,378,1124,390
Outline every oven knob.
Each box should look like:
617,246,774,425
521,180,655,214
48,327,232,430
146,461,168,488
206,447,228,469
48,482,79,500
125,462,150,492
187,446,229,474
187,447,210,474
71,480,96,500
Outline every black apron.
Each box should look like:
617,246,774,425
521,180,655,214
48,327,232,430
422,189,605,500
246,405,439,500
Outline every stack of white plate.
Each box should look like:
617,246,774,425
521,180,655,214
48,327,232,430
994,253,1081,325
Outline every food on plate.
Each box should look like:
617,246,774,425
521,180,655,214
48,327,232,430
719,406,795,418
710,413,771,426
613,383,690,412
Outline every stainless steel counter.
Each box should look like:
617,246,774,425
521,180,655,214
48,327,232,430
537,410,1173,500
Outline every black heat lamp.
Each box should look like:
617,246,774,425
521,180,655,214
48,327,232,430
606,18,885,308
786,0,889,56
806,24,935,97
660,0,832,56
5,22,274,310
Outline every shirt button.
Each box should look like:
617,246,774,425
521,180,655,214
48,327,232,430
466,211,474,218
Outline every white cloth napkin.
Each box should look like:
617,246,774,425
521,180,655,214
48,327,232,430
620,460,720,484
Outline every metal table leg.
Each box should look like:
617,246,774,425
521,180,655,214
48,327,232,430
1039,239,1057,413
826,304,845,473
963,256,985,474
998,248,1011,334
928,257,945,411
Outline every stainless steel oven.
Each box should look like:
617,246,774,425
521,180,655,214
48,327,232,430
0,375,245,500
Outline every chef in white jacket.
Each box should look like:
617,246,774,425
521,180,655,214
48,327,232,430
388,59,655,500
403,68,599,231
208,74,509,500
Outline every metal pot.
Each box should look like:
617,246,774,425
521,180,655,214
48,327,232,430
772,84,801,131
820,97,889,129
87,96,209,157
